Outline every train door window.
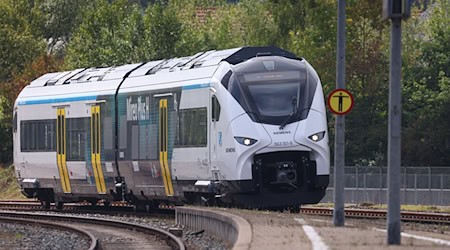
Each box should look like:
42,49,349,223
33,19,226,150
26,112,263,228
13,112,17,133
211,96,221,122
67,118,88,161
131,125,139,160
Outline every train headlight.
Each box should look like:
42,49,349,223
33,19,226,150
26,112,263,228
234,137,258,146
308,131,325,142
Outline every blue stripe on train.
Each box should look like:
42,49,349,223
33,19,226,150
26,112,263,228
18,83,210,106
18,95,97,106
182,83,210,90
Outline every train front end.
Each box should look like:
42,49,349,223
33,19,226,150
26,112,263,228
215,53,329,209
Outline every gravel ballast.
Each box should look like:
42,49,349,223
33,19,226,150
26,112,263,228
0,222,91,250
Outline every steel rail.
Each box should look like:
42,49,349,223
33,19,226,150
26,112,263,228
0,215,98,250
0,200,175,215
301,206,450,224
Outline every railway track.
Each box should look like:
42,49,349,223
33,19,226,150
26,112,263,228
0,210,184,249
301,206,450,224
1,200,448,225
0,200,175,216
0,207,185,249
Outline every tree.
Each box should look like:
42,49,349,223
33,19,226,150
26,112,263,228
344,1,390,166
65,0,146,68
0,0,45,82
142,2,182,60
228,0,279,46
174,0,279,56
269,0,308,48
402,0,450,165
33,0,91,56
171,1,217,56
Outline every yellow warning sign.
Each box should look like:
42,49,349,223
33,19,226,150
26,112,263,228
328,89,354,115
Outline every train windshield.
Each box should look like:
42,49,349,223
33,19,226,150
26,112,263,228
227,57,316,125
246,79,299,117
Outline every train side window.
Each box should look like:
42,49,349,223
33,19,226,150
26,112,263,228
20,121,28,151
37,122,46,150
177,108,207,147
41,121,55,151
47,122,56,151
221,70,232,89
211,96,221,122
29,122,36,151
21,120,56,152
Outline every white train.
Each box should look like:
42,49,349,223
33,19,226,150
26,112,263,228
13,46,329,210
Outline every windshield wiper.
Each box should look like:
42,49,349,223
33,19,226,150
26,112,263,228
279,96,298,130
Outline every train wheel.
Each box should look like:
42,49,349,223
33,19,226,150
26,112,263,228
40,200,51,210
87,199,98,207
56,201,64,210
289,205,301,213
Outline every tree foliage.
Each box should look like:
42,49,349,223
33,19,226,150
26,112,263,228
142,2,182,60
65,0,146,68
33,0,90,55
344,1,390,166
0,0,45,82
402,0,450,165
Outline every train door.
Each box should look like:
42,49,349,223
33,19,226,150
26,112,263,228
56,108,71,193
91,105,106,194
210,92,221,180
173,86,210,181
158,98,174,196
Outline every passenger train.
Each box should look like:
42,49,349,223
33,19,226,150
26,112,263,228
13,46,329,211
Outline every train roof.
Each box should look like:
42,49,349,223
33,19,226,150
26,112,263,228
16,46,299,105
29,46,298,87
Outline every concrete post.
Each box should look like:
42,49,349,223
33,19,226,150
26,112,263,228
333,0,346,227
387,17,402,245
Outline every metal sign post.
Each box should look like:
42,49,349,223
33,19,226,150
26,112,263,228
333,0,346,227
383,0,410,245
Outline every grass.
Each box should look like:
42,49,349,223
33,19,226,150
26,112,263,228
309,202,450,213
367,204,450,213
0,164,26,200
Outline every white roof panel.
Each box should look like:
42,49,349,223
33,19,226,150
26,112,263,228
28,72,63,87
53,68,86,85
102,63,141,80
120,65,217,92
128,60,165,77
